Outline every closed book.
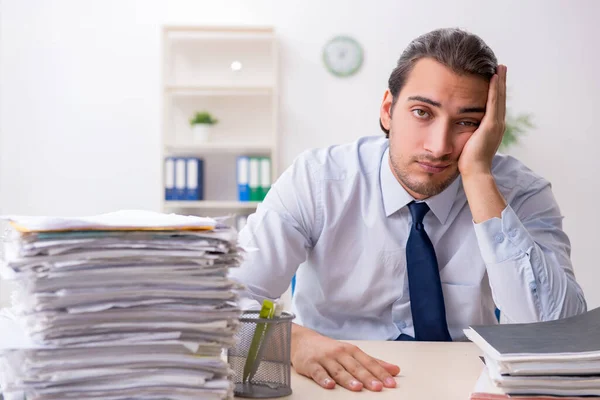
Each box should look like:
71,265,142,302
471,367,591,400
466,307,600,398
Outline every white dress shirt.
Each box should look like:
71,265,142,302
229,136,587,340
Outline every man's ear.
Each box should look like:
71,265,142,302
380,89,394,131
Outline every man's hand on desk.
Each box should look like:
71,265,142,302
290,323,400,392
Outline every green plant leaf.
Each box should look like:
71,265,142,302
189,111,218,126
500,112,534,150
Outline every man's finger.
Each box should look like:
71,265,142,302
307,362,336,389
484,73,499,124
321,358,364,392
498,65,507,123
376,357,401,376
337,353,384,391
350,352,398,389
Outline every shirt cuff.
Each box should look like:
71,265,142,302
473,205,534,264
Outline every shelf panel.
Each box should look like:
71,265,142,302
165,86,273,97
165,142,273,155
166,31,274,42
164,201,260,209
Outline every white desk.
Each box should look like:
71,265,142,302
283,341,484,399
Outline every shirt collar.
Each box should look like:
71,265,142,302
379,147,461,225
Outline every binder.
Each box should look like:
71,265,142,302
185,157,204,201
466,307,600,398
259,157,271,200
249,157,261,201
174,157,187,201
164,157,175,200
237,156,250,201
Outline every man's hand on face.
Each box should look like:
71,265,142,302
291,324,400,391
458,65,507,178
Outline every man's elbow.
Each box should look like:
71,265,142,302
555,286,587,320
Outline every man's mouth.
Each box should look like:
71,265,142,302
416,161,450,174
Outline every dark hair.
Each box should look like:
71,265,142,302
380,28,498,137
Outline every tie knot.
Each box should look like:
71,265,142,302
408,201,430,227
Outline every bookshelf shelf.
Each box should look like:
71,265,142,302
165,86,273,97
164,201,260,210
166,26,274,42
166,143,273,155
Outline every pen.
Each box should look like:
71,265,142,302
243,299,275,382
247,301,284,382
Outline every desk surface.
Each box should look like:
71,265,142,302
284,341,484,399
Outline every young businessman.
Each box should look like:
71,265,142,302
229,28,587,392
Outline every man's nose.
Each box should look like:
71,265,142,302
423,123,453,159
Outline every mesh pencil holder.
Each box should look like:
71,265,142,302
228,310,295,398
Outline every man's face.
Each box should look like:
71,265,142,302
380,58,489,199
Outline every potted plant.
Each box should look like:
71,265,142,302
189,111,218,143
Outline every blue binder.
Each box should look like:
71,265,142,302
174,157,187,201
237,156,250,201
164,157,175,200
185,157,204,201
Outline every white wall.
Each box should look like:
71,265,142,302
1,0,599,308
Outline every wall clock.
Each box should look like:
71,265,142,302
322,35,364,77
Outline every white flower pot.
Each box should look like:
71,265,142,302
191,124,211,143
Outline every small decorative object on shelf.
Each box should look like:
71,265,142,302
189,111,218,143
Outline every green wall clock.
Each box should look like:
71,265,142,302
322,35,364,77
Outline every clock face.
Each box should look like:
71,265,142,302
323,35,363,77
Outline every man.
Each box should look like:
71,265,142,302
229,28,587,392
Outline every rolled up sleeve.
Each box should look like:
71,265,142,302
473,180,586,323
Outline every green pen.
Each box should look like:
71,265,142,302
243,299,275,382
247,301,284,382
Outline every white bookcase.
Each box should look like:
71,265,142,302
161,26,279,219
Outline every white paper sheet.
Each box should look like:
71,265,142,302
1,210,217,232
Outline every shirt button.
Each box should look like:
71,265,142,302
529,282,538,291
397,321,407,329
494,233,505,243
508,229,518,238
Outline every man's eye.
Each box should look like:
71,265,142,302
412,109,430,119
458,121,479,127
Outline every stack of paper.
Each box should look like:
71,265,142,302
466,307,600,399
0,210,242,400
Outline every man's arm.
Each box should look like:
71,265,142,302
466,175,587,322
230,153,322,303
229,153,399,392
459,65,586,322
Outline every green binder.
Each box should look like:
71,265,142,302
259,157,271,200
249,157,261,201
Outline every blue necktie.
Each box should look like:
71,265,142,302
405,201,452,342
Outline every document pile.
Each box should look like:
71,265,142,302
466,307,600,399
0,210,242,400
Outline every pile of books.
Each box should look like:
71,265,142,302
466,307,600,399
0,210,242,400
